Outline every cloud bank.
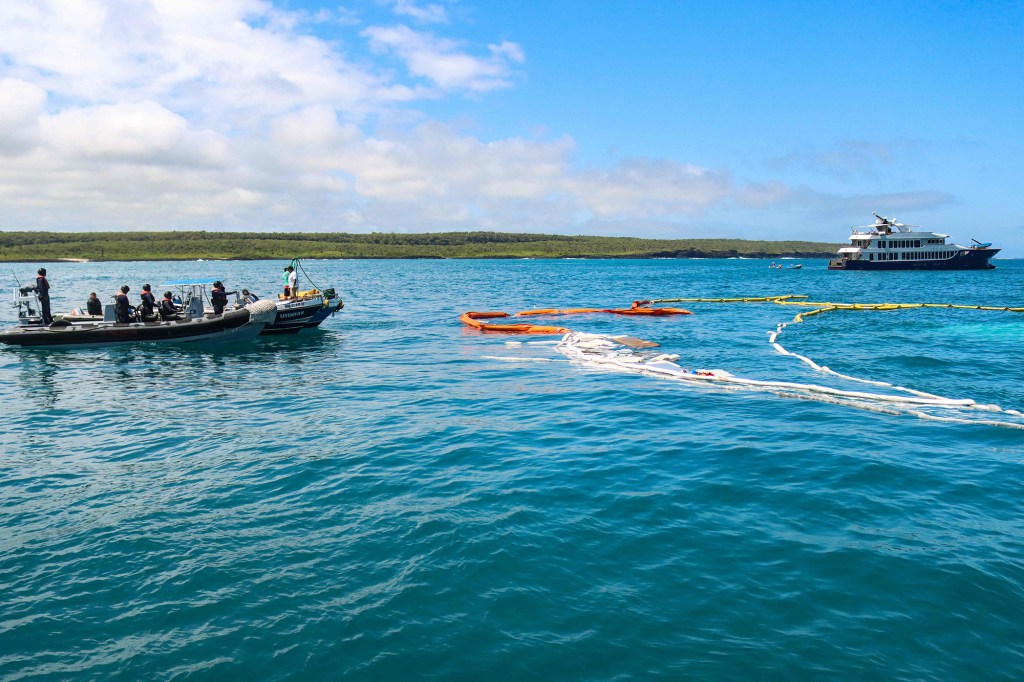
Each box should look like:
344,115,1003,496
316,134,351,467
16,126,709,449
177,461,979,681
0,1,952,236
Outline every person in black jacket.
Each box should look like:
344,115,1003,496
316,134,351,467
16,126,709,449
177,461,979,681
139,284,157,320
210,281,236,315
159,291,179,320
34,268,52,325
86,292,103,316
114,285,132,323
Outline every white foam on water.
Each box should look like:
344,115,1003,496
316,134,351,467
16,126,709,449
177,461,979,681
553,331,1024,430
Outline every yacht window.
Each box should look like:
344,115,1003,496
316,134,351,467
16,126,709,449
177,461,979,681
914,240,920,248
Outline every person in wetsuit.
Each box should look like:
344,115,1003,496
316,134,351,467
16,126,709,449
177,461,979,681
86,292,102,316
139,284,157,320
34,268,53,325
160,291,179,320
114,285,132,323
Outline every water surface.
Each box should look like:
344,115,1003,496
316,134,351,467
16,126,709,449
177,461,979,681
2,258,1023,680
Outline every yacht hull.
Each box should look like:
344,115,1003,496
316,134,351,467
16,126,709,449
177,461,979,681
829,248,999,271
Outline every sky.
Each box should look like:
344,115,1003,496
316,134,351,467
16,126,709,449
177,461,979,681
0,0,1022,254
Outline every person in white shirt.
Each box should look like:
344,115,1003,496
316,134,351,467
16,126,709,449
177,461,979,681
283,265,298,299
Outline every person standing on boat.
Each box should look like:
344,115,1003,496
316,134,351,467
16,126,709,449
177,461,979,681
86,292,102,316
283,265,297,299
114,285,132,323
139,284,157,320
33,268,53,326
210,281,236,315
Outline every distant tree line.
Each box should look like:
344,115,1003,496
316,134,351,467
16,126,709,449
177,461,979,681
0,231,839,261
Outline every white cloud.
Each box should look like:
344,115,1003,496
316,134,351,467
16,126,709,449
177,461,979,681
567,160,733,219
391,0,448,23
362,24,523,92
0,0,407,124
0,78,47,155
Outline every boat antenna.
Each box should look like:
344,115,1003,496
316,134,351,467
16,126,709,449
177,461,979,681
12,270,22,287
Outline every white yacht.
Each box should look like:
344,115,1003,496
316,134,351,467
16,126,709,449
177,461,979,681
828,213,999,270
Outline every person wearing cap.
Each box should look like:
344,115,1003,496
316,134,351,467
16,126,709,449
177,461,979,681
139,284,157,320
33,268,52,325
86,292,102,316
114,285,132,323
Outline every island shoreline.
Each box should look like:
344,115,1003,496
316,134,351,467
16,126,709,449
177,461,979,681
0,230,839,262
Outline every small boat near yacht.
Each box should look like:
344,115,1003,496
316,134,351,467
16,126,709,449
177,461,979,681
0,282,277,348
261,288,344,334
253,259,344,334
828,213,1000,270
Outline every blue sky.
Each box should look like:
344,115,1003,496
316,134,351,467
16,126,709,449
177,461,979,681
0,0,1021,254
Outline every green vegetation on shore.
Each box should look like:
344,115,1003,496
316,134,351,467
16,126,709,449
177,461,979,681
0,231,839,261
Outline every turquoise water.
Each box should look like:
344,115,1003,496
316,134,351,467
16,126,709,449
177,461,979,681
2,258,1023,680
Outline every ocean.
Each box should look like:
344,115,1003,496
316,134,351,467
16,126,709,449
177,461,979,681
1,257,1023,680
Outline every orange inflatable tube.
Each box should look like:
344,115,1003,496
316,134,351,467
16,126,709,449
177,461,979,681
608,306,693,316
514,308,604,317
459,312,570,334
459,302,692,334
